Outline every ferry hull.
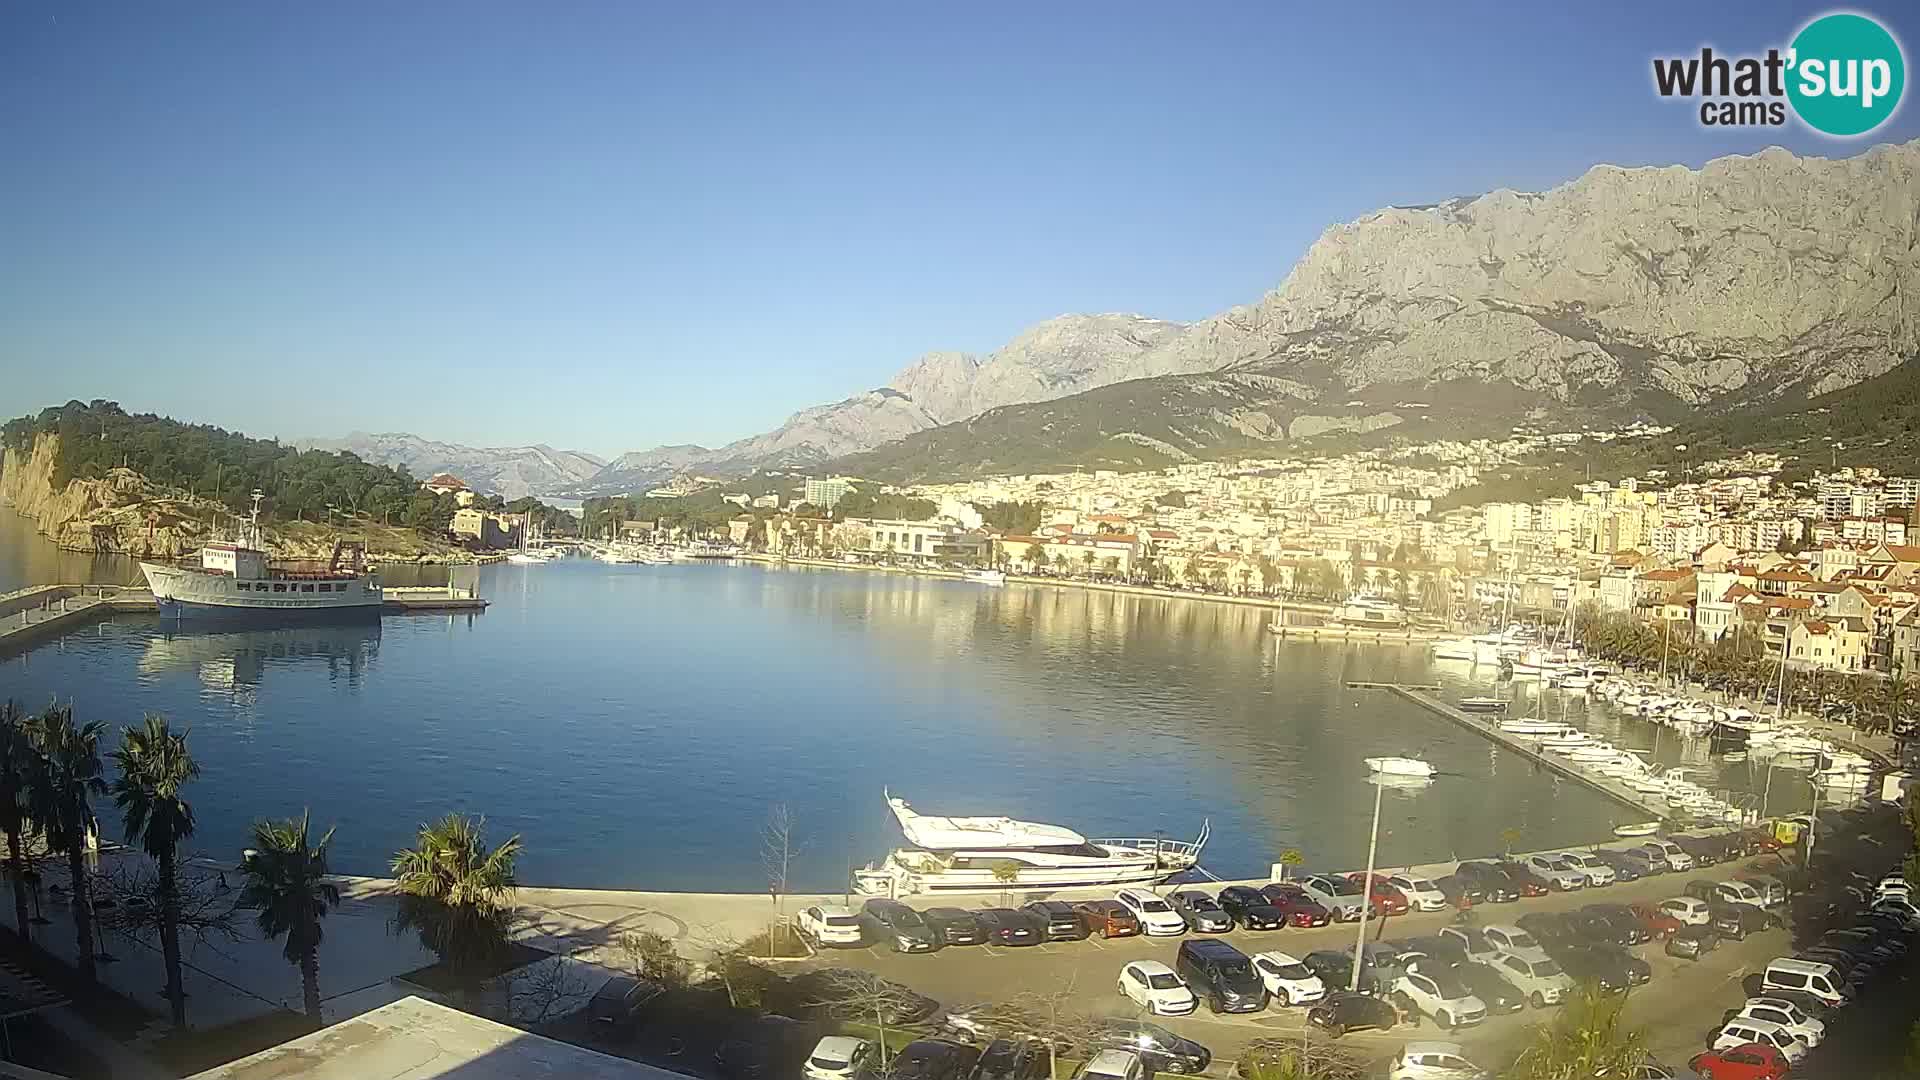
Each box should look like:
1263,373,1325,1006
153,597,384,622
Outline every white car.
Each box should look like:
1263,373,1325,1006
804,1037,876,1080
1393,970,1488,1031
1387,874,1451,912
796,905,865,947
1710,879,1768,909
1658,897,1711,927
1521,854,1587,891
1489,950,1572,1008
1117,960,1196,1016
1708,1017,1810,1064
1638,840,1695,873
1732,997,1825,1047
1557,851,1616,886
1387,1042,1489,1080
1873,896,1920,926
1480,924,1547,959
1114,888,1188,936
1250,951,1327,1006
1077,1050,1146,1080
1875,874,1912,903
1298,875,1368,922
1437,926,1500,963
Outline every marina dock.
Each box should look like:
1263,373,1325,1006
1382,684,1675,821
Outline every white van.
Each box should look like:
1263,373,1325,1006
1761,958,1853,1007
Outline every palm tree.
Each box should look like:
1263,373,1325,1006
24,703,107,983
238,812,341,1023
390,814,522,993
0,701,36,936
109,715,199,1028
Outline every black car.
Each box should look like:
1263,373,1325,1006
971,1039,1048,1080
1306,990,1399,1038
861,899,941,953
1665,924,1717,960
1453,861,1521,902
1173,939,1268,1014
1397,935,1467,969
1435,874,1486,907
891,1040,982,1080
1168,890,1234,933
975,908,1043,946
587,975,665,1025
1592,850,1650,882
715,1015,819,1080
1302,949,1388,996
1568,909,1638,949
1090,1020,1210,1074
1671,835,1723,867
1517,912,1579,950
924,907,987,946
1020,900,1090,942
1216,885,1285,930
1556,946,1647,992
1707,902,1768,941
1581,904,1653,946
1437,925,1501,963
1442,959,1526,1014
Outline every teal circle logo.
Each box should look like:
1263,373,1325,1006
1788,13,1905,136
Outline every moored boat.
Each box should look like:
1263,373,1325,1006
963,568,1008,586
139,492,382,619
1458,697,1508,713
1365,756,1436,778
1612,821,1661,837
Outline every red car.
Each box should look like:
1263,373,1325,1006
1688,1042,1790,1080
1346,874,1410,917
1627,902,1684,940
1258,884,1332,927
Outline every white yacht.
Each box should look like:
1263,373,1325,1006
1332,596,1407,629
140,493,382,618
1365,756,1436,778
1429,637,1479,662
850,794,1207,897
963,568,1008,586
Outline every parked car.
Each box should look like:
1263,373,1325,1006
1666,924,1718,960
804,1037,876,1080
1637,840,1696,873
1555,945,1649,991
976,908,1044,946
1437,925,1501,963
923,907,987,946
588,975,665,1025
1088,1019,1210,1074
1167,890,1233,933
1626,901,1684,939
1705,1019,1809,1065
1492,861,1553,898
1721,998,1825,1048
1709,901,1770,941
1734,873,1788,908
1347,873,1411,916
1074,1050,1143,1080
891,1040,983,1080
1117,960,1197,1016
1686,1043,1791,1080
971,1039,1047,1080
784,969,940,1025
1520,853,1589,891
1251,950,1328,1006
1073,901,1141,939
1515,911,1579,950
1596,848,1660,880
1387,873,1452,912
1557,851,1617,886
1567,909,1638,949
1217,885,1286,930
1685,879,1767,910
1671,834,1724,867
1870,896,1920,927
860,898,940,952
1451,861,1519,902
1579,903,1653,945
1301,949,1388,997
1434,874,1486,908
1305,990,1399,1038
1021,901,1090,942
1441,959,1525,1015
1259,884,1332,927
716,1015,822,1080
1298,874,1369,922
796,905,866,947
1489,949,1572,1007
1658,896,1712,927
1397,935,1468,969
1114,889,1188,936
1479,923,1547,958
1392,968,1488,1031
1387,1041,1490,1080
1174,939,1268,1014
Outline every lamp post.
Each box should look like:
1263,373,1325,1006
1350,773,1388,992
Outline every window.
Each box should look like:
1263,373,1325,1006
273,584,287,593
317,583,332,592
235,583,248,591
1771,970,1806,988
302,584,315,592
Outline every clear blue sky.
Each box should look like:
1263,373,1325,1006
2,2,1915,458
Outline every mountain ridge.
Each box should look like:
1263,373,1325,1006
297,431,606,499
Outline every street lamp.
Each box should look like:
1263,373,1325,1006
1349,766,1435,992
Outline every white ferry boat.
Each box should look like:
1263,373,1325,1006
963,568,1007,586
140,493,382,618
1332,596,1408,629
850,793,1207,897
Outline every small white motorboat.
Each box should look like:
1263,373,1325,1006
1365,757,1436,778
1613,821,1662,838
1458,697,1508,713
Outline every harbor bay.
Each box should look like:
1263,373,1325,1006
0,508,1803,895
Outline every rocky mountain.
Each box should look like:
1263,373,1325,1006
300,432,605,498
838,141,1920,482
582,313,1189,493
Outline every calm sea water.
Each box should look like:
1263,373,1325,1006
0,509,1804,892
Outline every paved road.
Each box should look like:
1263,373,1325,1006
798,864,1801,1074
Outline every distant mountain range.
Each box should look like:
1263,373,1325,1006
326,140,1920,495
297,432,605,499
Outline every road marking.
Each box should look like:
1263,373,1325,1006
1085,936,1107,950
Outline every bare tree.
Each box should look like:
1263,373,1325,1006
91,854,242,963
695,925,772,1010
507,954,594,1027
616,929,690,989
762,803,805,955
959,976,1106,1080
1237,1034,1368,1080
807,969,928,1072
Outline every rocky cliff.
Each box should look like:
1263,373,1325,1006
1,433,461,561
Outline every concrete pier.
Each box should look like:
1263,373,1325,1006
1384,684,1674,822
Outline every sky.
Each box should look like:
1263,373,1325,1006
2,2,1916,459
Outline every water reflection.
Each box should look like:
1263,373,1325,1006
139,621,382,696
